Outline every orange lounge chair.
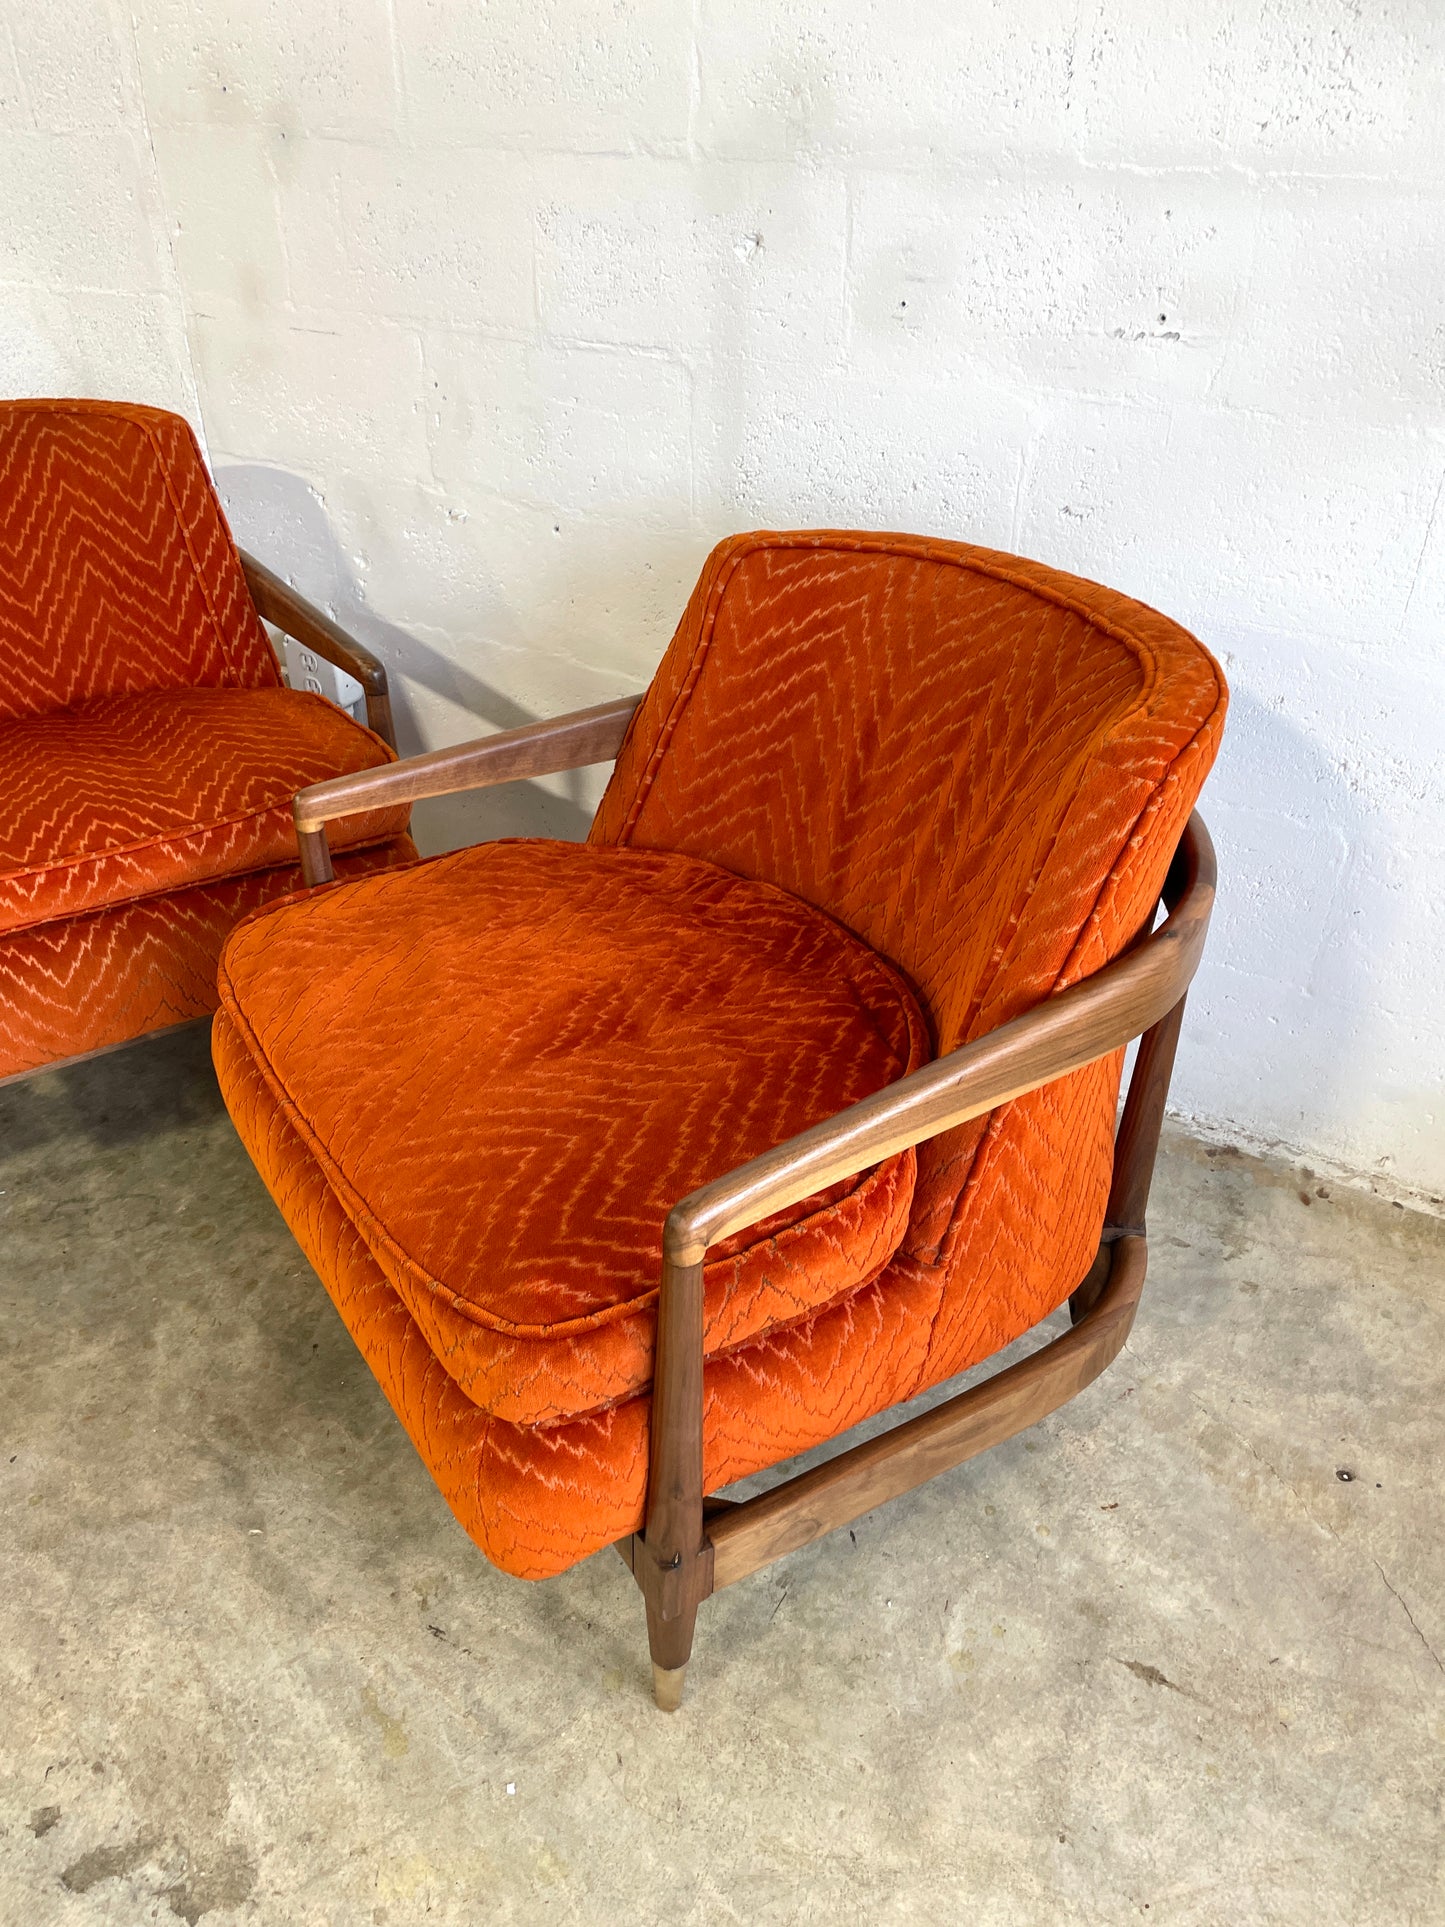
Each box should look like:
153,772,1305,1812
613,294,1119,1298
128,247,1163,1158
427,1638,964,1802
0,400,416,1081
213,531,1225,1708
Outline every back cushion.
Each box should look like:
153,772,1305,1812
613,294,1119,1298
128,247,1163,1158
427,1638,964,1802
593,531,1226,1260
0,400,277,722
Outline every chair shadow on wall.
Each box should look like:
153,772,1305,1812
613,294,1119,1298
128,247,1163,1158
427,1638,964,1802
214,462,598,853
1177,681,1382,1181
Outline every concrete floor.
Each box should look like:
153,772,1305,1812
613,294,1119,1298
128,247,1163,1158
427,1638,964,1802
1,1023,1441,1927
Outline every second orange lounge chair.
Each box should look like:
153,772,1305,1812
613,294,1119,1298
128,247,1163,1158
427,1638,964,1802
213,530,1226,1708
0,400,416,1082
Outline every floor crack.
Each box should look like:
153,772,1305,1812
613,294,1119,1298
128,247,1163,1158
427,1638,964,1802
1374,1561,1445,1676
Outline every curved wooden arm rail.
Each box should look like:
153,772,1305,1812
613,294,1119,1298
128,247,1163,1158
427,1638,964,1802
626,813,1215,1710
289,694,643,885
239,551,397,750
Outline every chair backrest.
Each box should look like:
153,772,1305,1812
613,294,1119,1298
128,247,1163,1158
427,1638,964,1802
593,530,1226,1265
0,399,277,723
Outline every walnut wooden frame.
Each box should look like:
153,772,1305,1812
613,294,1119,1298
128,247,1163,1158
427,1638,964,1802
627,820,1212,1709
290,694,642,884
240,551,398,749
292,708,1216,1713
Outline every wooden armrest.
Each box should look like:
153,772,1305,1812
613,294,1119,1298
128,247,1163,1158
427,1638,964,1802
240,550,396,748
294,695,642,830
663,814,1216,1266
290,694,643,883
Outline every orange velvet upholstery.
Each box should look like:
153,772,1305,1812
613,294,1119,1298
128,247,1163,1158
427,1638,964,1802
0,399,277,720
3,841,415,1079
216,839,930,1426
0,399,416,1079
0,686,408,934
213,1011,944,1576
215,531,1226,1581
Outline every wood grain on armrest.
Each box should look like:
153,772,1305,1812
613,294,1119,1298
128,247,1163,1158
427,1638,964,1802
293,694,643,832
240,550,396,747
662,815,1216,1266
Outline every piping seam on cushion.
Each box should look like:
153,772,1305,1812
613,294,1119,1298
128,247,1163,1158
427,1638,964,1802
607,531,1178,848
0,692,398,889
217,963,917,1346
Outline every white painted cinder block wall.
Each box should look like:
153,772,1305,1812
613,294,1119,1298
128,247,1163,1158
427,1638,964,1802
3,2,1443,1204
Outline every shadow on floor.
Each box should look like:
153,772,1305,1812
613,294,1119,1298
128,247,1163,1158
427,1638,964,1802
0,1021,223,1158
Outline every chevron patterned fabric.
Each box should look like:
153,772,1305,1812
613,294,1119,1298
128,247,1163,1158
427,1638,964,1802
217,838,931,1428
215,530,1227,1581
0,685,409,934
1,838,417,1082
0,398,417,1079
0,400,277,721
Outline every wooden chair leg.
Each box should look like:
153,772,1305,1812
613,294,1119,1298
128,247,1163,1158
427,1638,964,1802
633,1251,715,1711
1073,989,1188,1325
645,1594,699,1712
1108,992,1188,1236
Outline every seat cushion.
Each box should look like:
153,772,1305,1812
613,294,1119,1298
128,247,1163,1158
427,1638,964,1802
0,836,417,1081
215,838,930,1426
0,685,409,935
213,1005,945,1579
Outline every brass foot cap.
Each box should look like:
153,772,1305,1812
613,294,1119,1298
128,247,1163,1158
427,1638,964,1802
651,1664,686,1713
